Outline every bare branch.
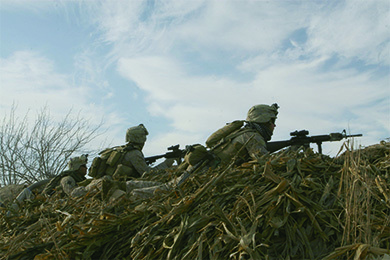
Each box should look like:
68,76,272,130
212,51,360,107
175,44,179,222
0,104,104,185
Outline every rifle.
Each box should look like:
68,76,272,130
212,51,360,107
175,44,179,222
145,144,186,165
266,129,362,154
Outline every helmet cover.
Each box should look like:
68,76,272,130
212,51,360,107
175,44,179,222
126,124,149,143
68,154,88,171
246,103,279,124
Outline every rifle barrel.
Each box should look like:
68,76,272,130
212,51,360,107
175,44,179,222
347,134,363,137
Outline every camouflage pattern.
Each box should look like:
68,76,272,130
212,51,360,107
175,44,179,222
68,154,88,171
125,124,149,144
126,173,188,199
60,176,80,197
246,103,279,124
121,149,174,178
184,144,208,166
60,175,114,198
43,169,86,196
213,128,268,165
93,124,175,180
126,180,163,192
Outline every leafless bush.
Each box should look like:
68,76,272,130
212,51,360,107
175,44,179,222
0,105,103,186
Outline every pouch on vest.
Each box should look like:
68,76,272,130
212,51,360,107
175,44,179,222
213,141,244,165
88,157,102,178
106,150,123,167
89,145,134,178
100,149,113,160
88,157,108,178
206,120,245,148
105,165,117,176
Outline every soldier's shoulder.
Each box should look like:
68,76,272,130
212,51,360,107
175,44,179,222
125,148,143,156
239,130,266,143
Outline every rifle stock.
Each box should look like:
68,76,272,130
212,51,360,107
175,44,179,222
267,130,362,154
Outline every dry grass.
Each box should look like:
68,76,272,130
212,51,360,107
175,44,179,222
1,141,389,260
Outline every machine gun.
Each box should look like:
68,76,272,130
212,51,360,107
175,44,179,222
266,129,362,154
145,144,186,165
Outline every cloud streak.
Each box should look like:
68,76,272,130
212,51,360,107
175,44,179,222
1,0,388,157
102,0,388,154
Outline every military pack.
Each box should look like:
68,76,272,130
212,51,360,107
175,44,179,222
89,145,135,179
184,144,208,166
205,120,245,148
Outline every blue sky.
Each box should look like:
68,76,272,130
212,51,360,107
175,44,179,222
0,0,389,158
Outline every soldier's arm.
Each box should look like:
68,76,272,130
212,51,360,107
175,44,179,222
153,158,174,170
60,176,89,198
242,132,269,159
123,149,151,176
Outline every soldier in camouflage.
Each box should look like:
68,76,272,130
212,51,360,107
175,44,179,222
212,103,279,165
112,124,176,180
8,155,89,213
42,154,89,197
124,104,279,200
86,124,179,201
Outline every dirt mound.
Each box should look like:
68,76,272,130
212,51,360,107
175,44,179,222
1,142,389,259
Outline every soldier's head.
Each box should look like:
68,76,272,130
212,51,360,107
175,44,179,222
246,103,279,133
126,124,149,146
68,154,88,176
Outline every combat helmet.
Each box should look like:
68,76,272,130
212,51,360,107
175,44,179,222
126,124,149,144
68,154,88,171
246,103,279,124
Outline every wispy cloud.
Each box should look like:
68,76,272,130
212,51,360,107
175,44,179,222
306,1,390,65
103,0,389,154
1,0,388,156
0,51,123,148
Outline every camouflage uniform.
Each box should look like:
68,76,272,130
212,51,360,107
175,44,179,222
8,155,88,213
213,129,267,165
112,124,174,180
13,179,50,204
125,174,186,199
211,103,279,166
59,173,87,197
43,155,88,197
85,124,176,201
122,104,279,200
121,148,174,177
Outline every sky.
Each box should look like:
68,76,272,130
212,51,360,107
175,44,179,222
0,0,389,159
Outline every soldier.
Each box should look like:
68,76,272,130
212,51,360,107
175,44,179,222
83,124,179,201
210,103,279,165
42,154,89,197
124,104,279,200
109,124,176,180
8,155,88,213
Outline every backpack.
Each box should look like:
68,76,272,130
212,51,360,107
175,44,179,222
206,121,260,165
205,120,245,149
184,144,208,166
88,145,135,178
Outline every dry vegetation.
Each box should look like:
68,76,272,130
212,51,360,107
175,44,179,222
1,142,389,260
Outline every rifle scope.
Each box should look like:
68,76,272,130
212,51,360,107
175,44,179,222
290,130,309,137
